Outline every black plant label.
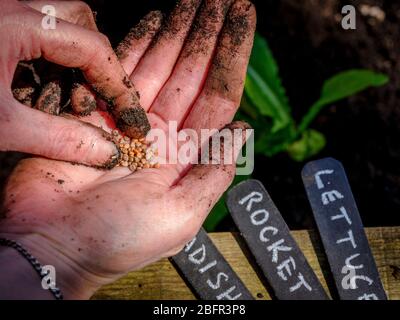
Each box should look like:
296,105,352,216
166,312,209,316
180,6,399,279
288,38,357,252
172,228,253,300
227,179,329,300
302,158,387,300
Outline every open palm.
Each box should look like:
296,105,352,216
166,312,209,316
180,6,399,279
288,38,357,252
0,0,256,299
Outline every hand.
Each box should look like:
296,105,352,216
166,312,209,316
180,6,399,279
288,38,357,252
0,0,256,299
0,0,149,167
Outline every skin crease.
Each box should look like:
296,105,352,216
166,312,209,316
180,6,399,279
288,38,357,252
0,0,256,299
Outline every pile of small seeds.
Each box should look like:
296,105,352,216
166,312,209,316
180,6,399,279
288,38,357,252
111,129,159,172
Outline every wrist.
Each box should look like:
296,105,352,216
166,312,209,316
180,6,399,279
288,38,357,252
0,232,104,299
0,245,54,299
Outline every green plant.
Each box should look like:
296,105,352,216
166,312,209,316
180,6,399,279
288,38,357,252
242,32,389,161
204,32,389,231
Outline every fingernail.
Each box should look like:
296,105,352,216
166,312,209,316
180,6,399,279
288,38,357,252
101,142,120,169
203,121,252,164
115,107,151,139
225,121,252,160
94,137,120,170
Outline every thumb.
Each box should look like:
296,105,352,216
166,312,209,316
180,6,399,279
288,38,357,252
170,121,252,240
0,97,119,168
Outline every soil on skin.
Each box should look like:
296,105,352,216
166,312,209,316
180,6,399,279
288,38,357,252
115,10,164,60
1,0,399,230
116,107,151,138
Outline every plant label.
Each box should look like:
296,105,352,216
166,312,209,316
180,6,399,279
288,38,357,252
172,228,253,300
302,158,387,300
226,179,329,300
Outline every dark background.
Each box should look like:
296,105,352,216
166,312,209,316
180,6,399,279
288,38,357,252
1,0,399,230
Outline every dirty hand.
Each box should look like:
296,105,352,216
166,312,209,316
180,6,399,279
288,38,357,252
0,0,256,299
0,0,149,168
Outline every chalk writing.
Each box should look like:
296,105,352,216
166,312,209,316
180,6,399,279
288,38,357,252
172,228,253,300
227,180,328,300
302,158,387,300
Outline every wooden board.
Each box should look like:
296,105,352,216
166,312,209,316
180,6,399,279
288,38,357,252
92,227,400,300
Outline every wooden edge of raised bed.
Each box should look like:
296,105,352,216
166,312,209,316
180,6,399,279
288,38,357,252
92,227,400,300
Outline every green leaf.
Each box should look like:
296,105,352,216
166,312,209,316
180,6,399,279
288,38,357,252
255,124,296,157
320,69,389,105
239,93,261,120
299,69,389,133
249,33,290,112
203,198,228,232
203,175,249,232
245,67,291,132
287,129,326,162
244,33,292,133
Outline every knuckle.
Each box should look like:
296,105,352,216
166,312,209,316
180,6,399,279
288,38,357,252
75,1,97,29
75,1,93,16
164,245,185,258
169,205,200,245
176,213,202,245
96,32,112,48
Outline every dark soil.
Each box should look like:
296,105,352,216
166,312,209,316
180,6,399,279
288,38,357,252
1,0,399,230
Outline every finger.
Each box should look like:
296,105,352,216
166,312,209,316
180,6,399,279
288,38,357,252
71,10,164,117
13,86,36,107
24,0,98,31
137,0,256,185
149,0,233,126
34,80,61,115
11,62,40,107
116,11,164,76
11,3,149,138
26,1,99,116
170,121,250,242
130,0,202,110
0,93,119,168
183,0,256,133
70,82,97,116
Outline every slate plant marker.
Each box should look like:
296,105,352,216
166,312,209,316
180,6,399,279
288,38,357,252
172,228,254,300
302,157,387,300
226,179,329,300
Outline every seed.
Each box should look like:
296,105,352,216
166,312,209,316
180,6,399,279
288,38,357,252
111,130,158,172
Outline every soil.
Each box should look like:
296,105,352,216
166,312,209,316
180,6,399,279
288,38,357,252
116,10,164,60
116,107,151,139
1,0,399,230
